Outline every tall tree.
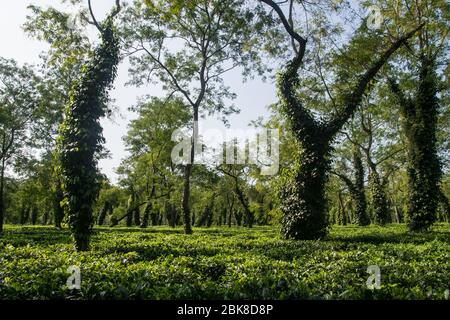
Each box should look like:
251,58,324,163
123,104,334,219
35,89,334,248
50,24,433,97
384,0,449,231
260,0,422,239
332,144,370,226
0,59,40,233
24,2,92,228
389,58,441,231
218,164,255,228
121,0,267,234
57,0,121,251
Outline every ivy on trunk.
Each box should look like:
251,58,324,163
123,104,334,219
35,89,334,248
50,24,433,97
57,1,121,251
261,0,423,240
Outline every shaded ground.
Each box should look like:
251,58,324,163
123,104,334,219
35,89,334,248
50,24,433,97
0,224,449,299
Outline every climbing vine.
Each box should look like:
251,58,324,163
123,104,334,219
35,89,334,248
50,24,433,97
369,171,389,225
390,58,441,232
352,147,370,226
57,7,120,251
271,19,421,240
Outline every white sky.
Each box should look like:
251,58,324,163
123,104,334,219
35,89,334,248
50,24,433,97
0,0,277,184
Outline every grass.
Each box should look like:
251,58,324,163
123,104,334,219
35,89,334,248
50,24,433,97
0,223,449,300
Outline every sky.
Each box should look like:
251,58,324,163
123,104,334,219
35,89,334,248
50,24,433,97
0,0,278,184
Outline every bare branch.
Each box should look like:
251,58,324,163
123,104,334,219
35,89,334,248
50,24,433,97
88,0,102,32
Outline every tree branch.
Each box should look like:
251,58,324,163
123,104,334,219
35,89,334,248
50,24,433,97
326,23,424,137
260,0,307,62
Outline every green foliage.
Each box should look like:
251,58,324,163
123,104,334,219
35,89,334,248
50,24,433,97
369,171,389,226
0,224,448,299
276,57,331,240
57,16,120,251
352,147,370,225
403,59,441,232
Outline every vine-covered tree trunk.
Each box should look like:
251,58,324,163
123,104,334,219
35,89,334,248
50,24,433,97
234,210,243,226
261,0,421,241
353,148,370,225
97,201,111,226
58,4,120,251
140,201,151,228
278,124,330,239
337,191,347,225
53,178,65,229
438,190,449,223
133,207,141,226
275,72,342,234
390,58,441,232
0,155,5,233
20,206,27,225
234,183,254,228
406,59,440,231
31,206,38,225
333,147,370,226
140,184,155,228
369,171,389,225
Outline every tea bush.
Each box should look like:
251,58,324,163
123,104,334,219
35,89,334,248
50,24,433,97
0,224,448,299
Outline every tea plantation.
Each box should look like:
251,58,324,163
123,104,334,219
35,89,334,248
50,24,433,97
0,224,449,300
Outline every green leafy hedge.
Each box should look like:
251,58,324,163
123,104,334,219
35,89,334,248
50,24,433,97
0,224,448,299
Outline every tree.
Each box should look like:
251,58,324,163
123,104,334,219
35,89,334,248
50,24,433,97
0,58,40,233
389,58,441,231
24,2,92,229
121,0,267,234
57,0,121,251
260,0,422,239
218,164,255,228
332,145,370,226
384,0,448,231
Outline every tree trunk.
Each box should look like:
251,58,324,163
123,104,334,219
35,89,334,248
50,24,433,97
97,201,110,226
226,193,234,227
20,206,27,225
234,210,243,226
280,144,330,239
369,170,389,226
181,109,198,235
31,206,38,225
405,59,440,231
141,184,155,228
42,210,49,225
133,207,141,226
263,7,422,239
126,209,133,227
352,148,370,225
390,58,441,231
140,201,151,228
234,182,254,228
337,191,347,225
54,178,65,228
